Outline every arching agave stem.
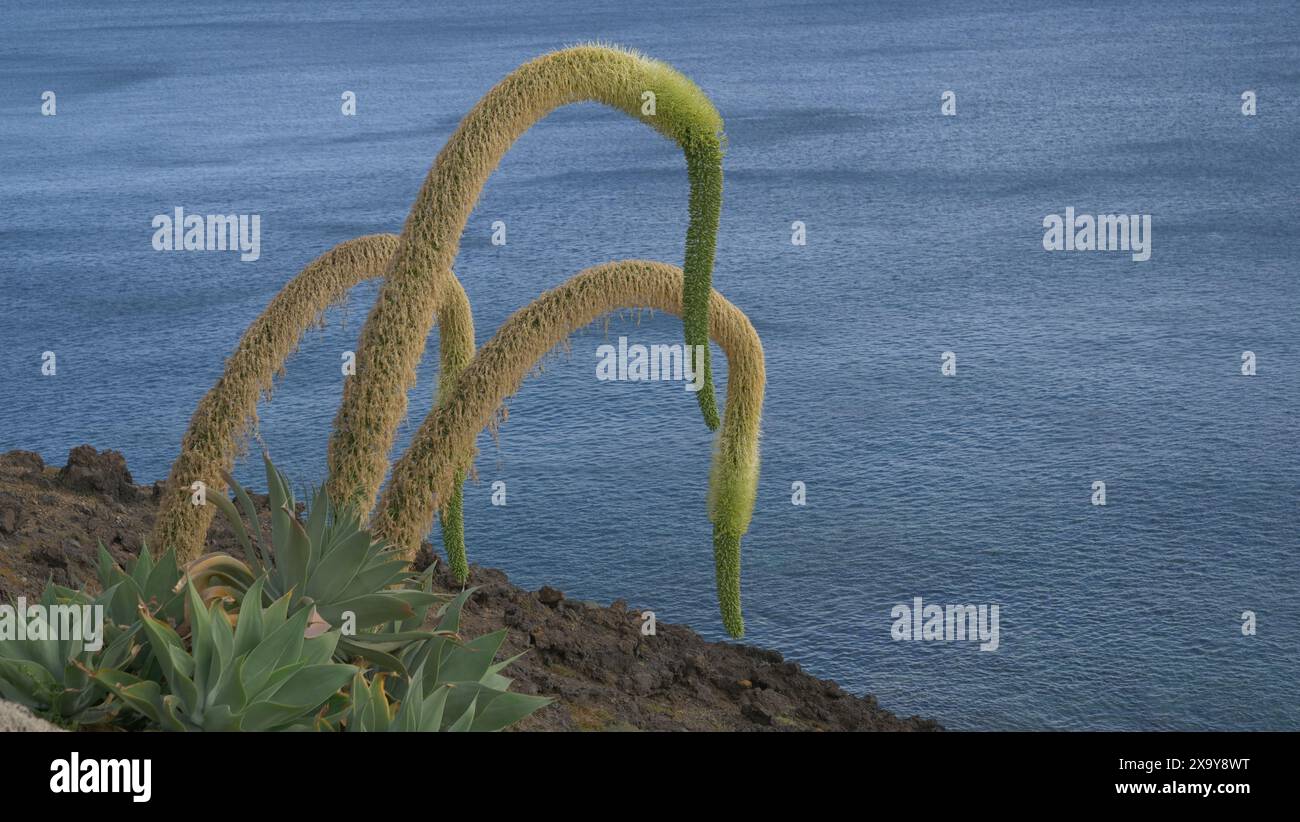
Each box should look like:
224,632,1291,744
150,235,476,565
372,260,763,638
154,48,744,636
327,45,726,517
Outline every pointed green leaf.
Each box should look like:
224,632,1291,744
446,696,477,732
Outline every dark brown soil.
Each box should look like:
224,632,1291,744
0,446,939,732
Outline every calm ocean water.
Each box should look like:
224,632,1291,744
2,0,1297,729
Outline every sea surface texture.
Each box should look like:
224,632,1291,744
2,0,1297,729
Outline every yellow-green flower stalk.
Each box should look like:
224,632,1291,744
431,271,476,580
326,44,726,517
154,48,751,637
151,234,476,565
372,260,763,638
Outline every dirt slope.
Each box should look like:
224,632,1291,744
0,446,938,732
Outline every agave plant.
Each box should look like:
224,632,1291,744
344,589,550,731
187,453,444,666
152,46,763,642
93,577,356,731
0,541,199,726
96,541,185,629
0,581,136,725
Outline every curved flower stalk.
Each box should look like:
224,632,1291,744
151,234,477,565
155,48,751,637
372,260,764,638
326,44,726,517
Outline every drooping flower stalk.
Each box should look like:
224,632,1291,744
373,260,763,638
154,48,754,637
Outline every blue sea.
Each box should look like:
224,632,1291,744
2,0,1297,729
